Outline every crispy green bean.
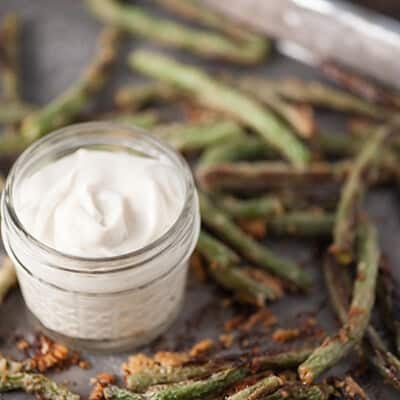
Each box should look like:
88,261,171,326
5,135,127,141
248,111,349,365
198,131,396,173
104,386,143,400
349,118,400,154
321,61,400,109
324,253,400,392
84,110,160,129
130,50,310,168
331,125,390,264
155,0,266,44
213,196,334,238
266,211,335,238
251,347,314,371
0,100,36,125
299,220,380,383
227,375,282,400
197,231,283,304
263,382,333,400
239,77,388,118
197,160,349,193
112,112,160,129
0,372,80,400
198,137,277,168
114,82,179,110
323,254,353,323
86,0,268,64
154,120,244,152
0,14,20,101
20,26,122,142
107,367,247,400
214,195,283,219
199,192,312,290
377,263,400,356
348,119,380,137
316,131,362,158
0,131,30,156
126,363,217,392
0,14,35,128
236,76,315,138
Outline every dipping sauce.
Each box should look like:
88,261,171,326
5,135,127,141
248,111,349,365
16,148,184,258
2,123,200,350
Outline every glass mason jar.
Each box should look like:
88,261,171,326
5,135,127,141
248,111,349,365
1,122,200,351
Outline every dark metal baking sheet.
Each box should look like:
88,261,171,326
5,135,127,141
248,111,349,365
0,1,399,399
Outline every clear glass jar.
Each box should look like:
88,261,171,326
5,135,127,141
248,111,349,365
1,122,200,351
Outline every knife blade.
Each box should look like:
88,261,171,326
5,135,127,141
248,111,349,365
203,0,400,89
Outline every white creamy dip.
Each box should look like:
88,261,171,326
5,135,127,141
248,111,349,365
16,148,184,258
2,124,200,349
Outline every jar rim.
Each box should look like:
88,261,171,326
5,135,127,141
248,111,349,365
2,121,197,273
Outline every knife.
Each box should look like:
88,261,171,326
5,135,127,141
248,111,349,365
204,0,400,89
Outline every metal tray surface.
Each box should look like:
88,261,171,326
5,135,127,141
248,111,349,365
0,1,399,399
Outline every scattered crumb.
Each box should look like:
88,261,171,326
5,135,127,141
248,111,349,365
15,334,87,373
124,338,216,376
240,308,278,332
89,373,115,400
79,360,91,369
224,308,277,336
30,335,74,372
189,339,214,357
272,328,301,343
237,218,266,239
224,315,245,332
301,317,316,329
343,376,368,398
271,316,324,344
16,338,31,352
154,351,189,367
35,342,68,371
299,317,325,339
123,338,219,378
333,376,369,399
219,334,234,348
122,353,156,376
221,298,233,308
244,268,284,299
